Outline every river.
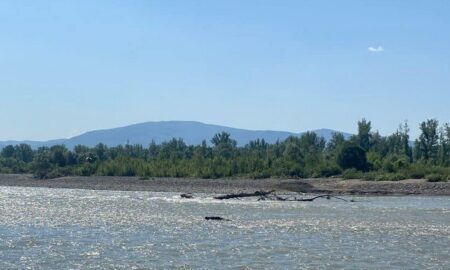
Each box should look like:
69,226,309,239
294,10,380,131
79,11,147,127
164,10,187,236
0,187,449,269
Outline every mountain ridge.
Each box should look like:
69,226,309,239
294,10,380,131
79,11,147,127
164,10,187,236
0,121,352,149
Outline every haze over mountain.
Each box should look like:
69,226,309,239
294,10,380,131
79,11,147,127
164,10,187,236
0,121,352,149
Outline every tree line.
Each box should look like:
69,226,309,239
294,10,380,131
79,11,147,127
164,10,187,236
1,119,449,181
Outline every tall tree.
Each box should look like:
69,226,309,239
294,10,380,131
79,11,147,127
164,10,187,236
386,121,412,160
49,145,69,167
94,143,109,161
415,119,439,162
337,143,368,171
1,145,15,158
357,118,372,151
211,132,237,159
326,132,345,154
439,123,450,166
298,132,325,171
14,144,34,163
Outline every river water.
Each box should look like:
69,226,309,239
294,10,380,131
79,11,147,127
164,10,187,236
0,187,449,269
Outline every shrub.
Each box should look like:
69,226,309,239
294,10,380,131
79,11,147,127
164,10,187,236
366,151,382,170
362,171,377,181
373,172,405,181
381,155,410,173
341,169,363,179
45,167,73,179
250,171,271,179
75,164,96,176
47,169,64,179
409,170,425,179
426,174,445,182
312,164,342,178
407,163,427,179
386,173,407,181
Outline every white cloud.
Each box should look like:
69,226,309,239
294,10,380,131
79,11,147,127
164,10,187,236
368,46,384,52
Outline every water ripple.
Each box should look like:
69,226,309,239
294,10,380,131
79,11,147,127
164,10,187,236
0,186,449,269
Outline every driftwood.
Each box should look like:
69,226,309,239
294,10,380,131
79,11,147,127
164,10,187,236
186,191,350,222
213,190,275,200
180,190,350,204
271,194,349,202
213,190,349,202
205,216,230,221
180,193,194,199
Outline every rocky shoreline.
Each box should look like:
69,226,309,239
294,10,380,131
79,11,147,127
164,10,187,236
0,174,449,196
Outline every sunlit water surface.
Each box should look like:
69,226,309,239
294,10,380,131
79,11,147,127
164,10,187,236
0,187,449,269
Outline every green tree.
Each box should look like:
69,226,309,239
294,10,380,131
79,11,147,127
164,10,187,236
33,149,52,178
1,145,15,158
415,119,439,162
439,123,450,166
211,132,236,159
49,145,69,167
370,131,388,157
327,132,345,153
280,136,305,176
148,140,158,159
282,137,304,163
387,121,412,160
94,143,108,161
356,118,372,151
14,144,34,163
298,132,325,174
337,143,368,171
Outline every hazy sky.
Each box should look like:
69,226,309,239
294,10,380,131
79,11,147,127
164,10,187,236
1,0,449,140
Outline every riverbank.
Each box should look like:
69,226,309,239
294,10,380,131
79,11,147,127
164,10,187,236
0,174,449,195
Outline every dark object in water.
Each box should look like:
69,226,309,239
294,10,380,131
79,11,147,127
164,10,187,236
213,190,349,202
205,216,230,221
213,190,275,200
180,193,194,199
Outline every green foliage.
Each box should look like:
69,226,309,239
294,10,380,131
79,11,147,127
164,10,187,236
315,164,342,178
426,174,446,182
386,121,412,160
326,132,345,155
356,118,372,151
0,119,449,180
414,119,439,163
341,169,363,179
374,173,407,181
382,154,410,173
406,164,426,179
366,151,382,170
211,132,236,159
337,144,368,171
33,149,53,179
404,163,450,180
1,145,15,158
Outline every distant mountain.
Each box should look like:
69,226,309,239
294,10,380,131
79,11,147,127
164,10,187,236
0,121,352,149
0,139,66,149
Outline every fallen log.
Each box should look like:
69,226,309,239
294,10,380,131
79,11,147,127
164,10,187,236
180,193,194,199
205,216,230,221
286,194,348,202
213,190,349,202
213,190,275,200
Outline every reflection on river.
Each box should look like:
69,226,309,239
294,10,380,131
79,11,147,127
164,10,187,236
0,187,449,269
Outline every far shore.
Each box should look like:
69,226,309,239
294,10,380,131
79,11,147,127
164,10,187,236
0,174,449,196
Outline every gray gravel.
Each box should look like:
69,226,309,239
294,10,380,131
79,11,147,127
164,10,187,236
0,174,448,195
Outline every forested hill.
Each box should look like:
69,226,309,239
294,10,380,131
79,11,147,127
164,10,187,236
0,121,351,148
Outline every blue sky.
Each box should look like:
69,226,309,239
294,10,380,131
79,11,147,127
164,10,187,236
1,0,449,140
